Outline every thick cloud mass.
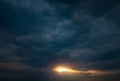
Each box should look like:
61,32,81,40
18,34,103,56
0,0,120,81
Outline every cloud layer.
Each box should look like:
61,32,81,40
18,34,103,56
0,0,120,81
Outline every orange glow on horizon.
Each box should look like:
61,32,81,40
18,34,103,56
53,65,104,75
54,66,80,73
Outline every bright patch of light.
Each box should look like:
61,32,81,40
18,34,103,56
54,66,79,73
53,66,103,75
55,67,71,73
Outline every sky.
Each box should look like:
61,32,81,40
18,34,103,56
0,0,120,81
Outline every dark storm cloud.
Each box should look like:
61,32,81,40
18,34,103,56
0,0,120,81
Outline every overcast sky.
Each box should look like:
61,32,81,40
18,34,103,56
0,0,120,81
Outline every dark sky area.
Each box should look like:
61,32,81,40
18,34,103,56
0,0,120,81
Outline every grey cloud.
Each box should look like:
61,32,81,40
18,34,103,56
0,63,31,72
3,0,55,13
0,0,120,81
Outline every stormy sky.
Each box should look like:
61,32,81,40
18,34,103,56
0,0,120,81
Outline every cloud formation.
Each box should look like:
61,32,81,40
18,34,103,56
0,0,120,81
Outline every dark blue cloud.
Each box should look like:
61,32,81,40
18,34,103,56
0,0,120,81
